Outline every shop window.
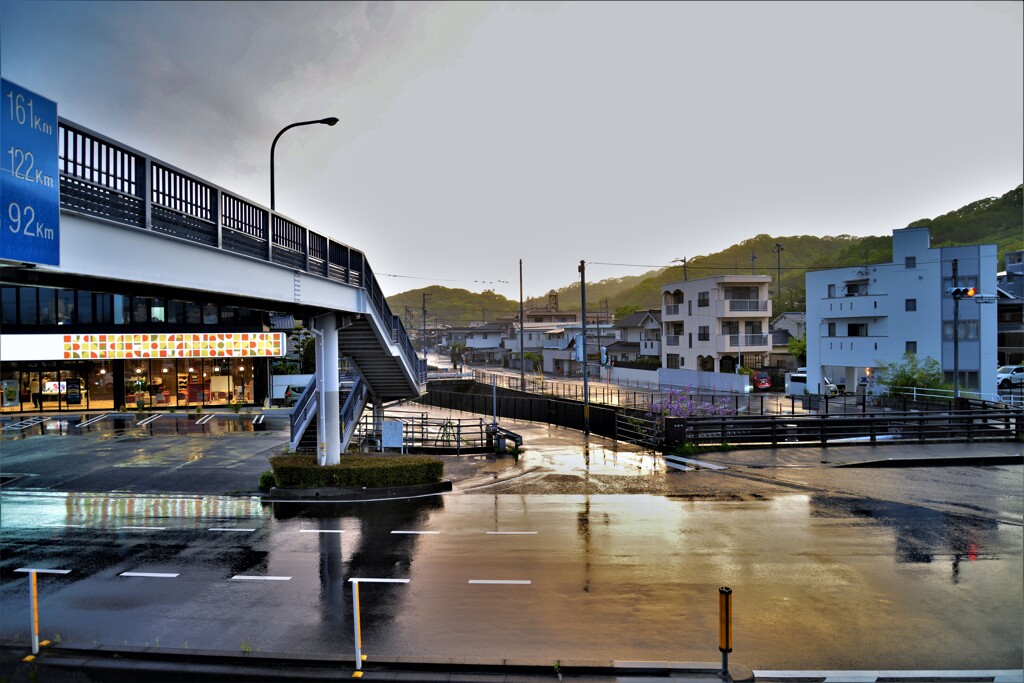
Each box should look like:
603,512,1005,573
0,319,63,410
1,287,17,326
95,294,114,324
185,302,202,325
150,299,166,323
132,297,149,324
38,289,56,325
203,303,218,324
113,295,127,324
76,291,93,324
167,300,185,324
17,288,36,324
57,289,76,325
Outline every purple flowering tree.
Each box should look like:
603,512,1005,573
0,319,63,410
645,387,737,419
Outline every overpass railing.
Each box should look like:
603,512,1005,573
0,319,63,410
56,119,422,384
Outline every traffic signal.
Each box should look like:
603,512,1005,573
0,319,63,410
947,286,976,299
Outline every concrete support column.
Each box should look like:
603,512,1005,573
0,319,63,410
314,313,341,465
372,400,384,451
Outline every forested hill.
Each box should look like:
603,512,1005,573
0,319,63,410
387,185,1022,324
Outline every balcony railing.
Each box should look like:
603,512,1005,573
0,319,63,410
57,119,421,384
665,304,680,316
718,333,769,352
665,335,680,347
716,299,771,317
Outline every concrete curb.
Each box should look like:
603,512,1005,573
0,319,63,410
268,480,453,501
0,644,753,681
832,454,1023,468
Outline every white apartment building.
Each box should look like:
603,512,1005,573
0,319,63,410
661,275,772,372
806,227,997,394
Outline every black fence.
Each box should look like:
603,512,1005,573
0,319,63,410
667,409,1024,449
419,381,622,440
423,379,1024,451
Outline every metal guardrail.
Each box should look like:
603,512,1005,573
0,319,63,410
354,412,498,454
57,119,421,384
670,410,1023,448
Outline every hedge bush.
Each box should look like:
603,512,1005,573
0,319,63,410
269,455,444,489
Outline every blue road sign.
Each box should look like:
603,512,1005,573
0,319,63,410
0,79,60,266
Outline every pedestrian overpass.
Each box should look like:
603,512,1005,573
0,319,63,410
15,117,424,461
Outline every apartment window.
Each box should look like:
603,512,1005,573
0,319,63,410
667,354,680,369
697,292,709,307
827,322,836,337
847,323,867,337
828,284,836,298
942,276,978,291
906,341,917,354
905,256,916,269
943,320,979,340
688,332,692,348
688,300,692,316
698,326,709,341
905,299,916,312
845,280,868,296
203,303,218,324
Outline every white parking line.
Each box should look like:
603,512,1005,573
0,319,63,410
468,579,532,585
15,568,71,575
119,572,179,578
391,530,440,534
486,531,537,535
122,526,165,531
231,575,291,581
41,524,84,528
299,529,345,533
209,527,255,532
78,413,109,428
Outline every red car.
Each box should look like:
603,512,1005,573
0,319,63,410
753,371,772,390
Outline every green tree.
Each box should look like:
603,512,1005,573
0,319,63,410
876,353,946,395
787,335,807,364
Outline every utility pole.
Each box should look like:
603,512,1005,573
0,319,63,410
422,292,431,372
604,299,610,383
952,258,959,400
519,259,525,392
772,242,784,308
673,257,688,281
579,260,589,436
749,251,757,275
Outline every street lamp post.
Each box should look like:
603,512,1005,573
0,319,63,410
270,117,339,211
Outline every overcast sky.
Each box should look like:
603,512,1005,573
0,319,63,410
2,1,1021,300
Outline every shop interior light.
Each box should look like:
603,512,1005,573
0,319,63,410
188,367,195,373
162,368,169,373
135,368,143,374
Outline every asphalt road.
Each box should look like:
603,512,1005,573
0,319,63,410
0,411,1021,672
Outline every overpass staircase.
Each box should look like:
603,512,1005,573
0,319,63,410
290,372,369,457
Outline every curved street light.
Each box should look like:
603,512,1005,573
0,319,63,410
270,116,339,211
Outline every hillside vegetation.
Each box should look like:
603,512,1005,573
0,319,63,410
388,185,1023,323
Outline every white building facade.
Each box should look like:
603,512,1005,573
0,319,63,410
661,275,772,373
805,227,997,395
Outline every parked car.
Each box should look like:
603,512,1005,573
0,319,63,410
283,384,307,407
996,365,1024,390
753,371,772,390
